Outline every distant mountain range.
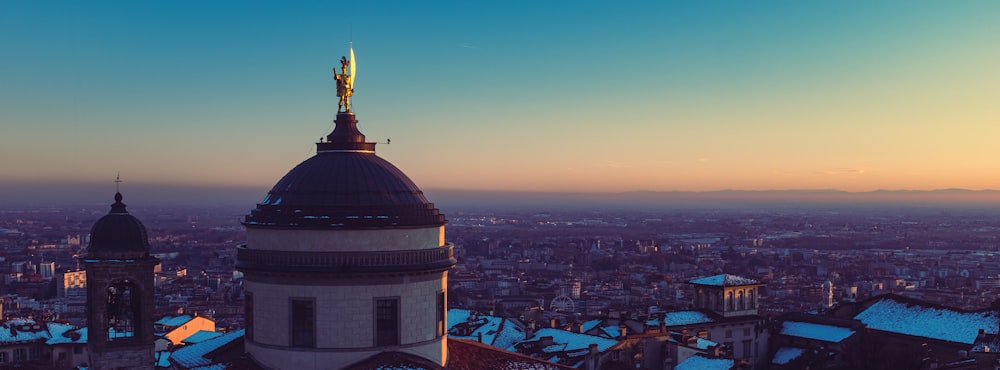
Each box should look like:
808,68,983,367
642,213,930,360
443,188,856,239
425,188,1000,211
2,182,1000,211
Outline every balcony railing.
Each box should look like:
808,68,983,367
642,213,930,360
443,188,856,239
236,244,455,274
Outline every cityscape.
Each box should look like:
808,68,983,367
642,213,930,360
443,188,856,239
3,1,1000,370
4,197,1000,369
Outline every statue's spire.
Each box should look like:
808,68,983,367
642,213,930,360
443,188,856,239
333,44,356,112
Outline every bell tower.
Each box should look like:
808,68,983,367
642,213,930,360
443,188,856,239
83,192,159,370
690,274,764,318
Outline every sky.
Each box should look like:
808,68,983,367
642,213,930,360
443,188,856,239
2,1,999,197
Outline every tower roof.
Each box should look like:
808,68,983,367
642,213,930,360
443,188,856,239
87,192,151,259
244,112,446,229
689,274,761,287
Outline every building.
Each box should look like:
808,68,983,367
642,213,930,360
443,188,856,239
0,318,88,369
688,274,768,368
153,314,216,351
832,294,1000,369
236,51,455,369
822,280,834,309
769,313,861,369
82,192,160,370
58,270,87,300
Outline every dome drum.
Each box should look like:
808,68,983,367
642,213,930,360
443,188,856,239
235,244,456,275
245,203,445,229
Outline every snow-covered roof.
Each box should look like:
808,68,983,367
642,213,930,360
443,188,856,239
780,321,855,343
599,325,621,339
448,309,471,328
581,319,603,333
155,351,172,368
46,325,87,345
772,347,805,365
185,364,225,370
692,337,716,351
182,330,223,344
972,334,1000,353
0,319,88,346
660,311,716,327
855,297,999,344
169,329,244,369
506,327,621,367
513,328,620,354
0,319,54,344
669,333,719,351
675,354,735,370
448,309,525,349
689,274,760,287
156,314,193,327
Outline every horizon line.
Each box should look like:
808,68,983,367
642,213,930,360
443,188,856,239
2,181,999,195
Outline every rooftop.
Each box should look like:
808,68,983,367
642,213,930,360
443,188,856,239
448,309,525,350
675,354,734,370
689,274,760,287
244,112,445,229
169,329,245,369
780,321,855,343
772,347,806,365
156,314,194,328
854,296,999,344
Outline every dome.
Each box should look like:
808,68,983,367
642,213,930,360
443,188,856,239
87,192,151,259
244,112,446,229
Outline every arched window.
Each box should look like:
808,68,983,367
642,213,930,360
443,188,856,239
727,291,735,311
737,290,745,310
749,289,756,309
107,281,140,342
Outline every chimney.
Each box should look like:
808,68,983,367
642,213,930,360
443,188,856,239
477,331,483,343
659,315,666,333
619,324,627,338
586,343,599,370
525,320,535,340
575,322,584,333
550,317,558,328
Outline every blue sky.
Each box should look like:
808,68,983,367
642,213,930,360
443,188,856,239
3,1,999,194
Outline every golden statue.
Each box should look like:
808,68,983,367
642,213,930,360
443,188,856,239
333,47,356,112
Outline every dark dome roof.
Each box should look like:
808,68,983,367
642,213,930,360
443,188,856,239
87,192,151,259
244,112,446,229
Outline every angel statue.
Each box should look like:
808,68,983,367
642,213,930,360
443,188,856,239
333,49,356,112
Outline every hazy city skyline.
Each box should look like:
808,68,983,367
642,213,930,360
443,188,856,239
3,1,999,195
